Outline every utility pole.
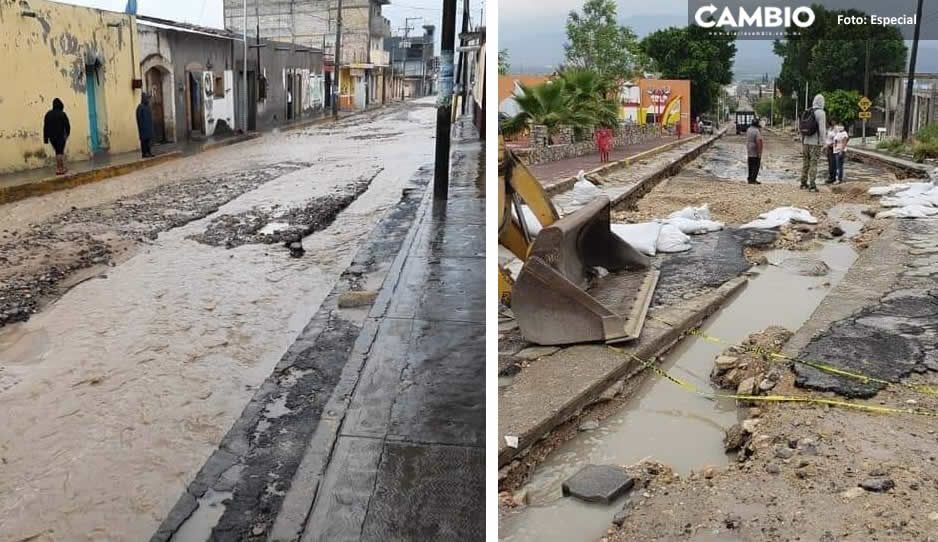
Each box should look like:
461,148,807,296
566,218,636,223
434,0,457,200
241,0,248,133
863,40,870,144
902,0,924,141
770,79,775,126
332,0,343,120
457,0,470,115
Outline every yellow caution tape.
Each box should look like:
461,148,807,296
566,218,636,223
607,346,938,419
648,315,938,397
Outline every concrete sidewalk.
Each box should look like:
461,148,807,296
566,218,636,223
151,117,484,542
526,135,695,194
0,132,257,205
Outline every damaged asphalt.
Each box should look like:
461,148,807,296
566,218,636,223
0,161,312,327
796,219,938,398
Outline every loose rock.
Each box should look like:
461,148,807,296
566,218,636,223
859,478,895,492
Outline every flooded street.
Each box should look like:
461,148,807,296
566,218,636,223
0,99,438,541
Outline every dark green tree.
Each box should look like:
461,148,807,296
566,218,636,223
640,25,736,117
824,89,861,128
498,49,510,75
774,5,906,105
564,0,641,80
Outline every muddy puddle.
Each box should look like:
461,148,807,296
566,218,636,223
500,238,859,542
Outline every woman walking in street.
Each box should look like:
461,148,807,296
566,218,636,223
43,98,71,175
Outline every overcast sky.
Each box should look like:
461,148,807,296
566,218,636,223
500,0,938,77
51,0,467,35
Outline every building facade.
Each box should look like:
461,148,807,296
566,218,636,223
0,0,142,173
222,0,390,110
881,73,938,138
233,37,325,131
386,25,435,100
137,17,240,144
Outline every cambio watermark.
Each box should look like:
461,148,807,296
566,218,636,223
687,1,928,40
694,5,816,31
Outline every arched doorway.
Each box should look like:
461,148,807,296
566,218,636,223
145,66,167,143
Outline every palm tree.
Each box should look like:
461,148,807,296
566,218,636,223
500,81,573,139
557,68,620,130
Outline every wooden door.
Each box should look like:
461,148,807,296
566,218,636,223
147,68,166,142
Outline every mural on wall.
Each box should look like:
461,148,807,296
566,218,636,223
647,86,672,123
203,71,215,125
308,73,324,108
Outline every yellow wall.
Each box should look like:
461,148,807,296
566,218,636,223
0,0,141,173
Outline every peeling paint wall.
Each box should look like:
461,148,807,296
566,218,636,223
0,0,142,174
138,24,237,141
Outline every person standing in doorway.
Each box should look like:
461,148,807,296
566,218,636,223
43,98,71,175
746,116,763,184
799,93,827,192
136,93,155,158
832,122,850,184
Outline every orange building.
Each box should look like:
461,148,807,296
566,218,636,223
619,79,691,135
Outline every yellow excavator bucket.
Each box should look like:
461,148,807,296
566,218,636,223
511,196,660,345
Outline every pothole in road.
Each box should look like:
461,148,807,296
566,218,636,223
188,169,383,249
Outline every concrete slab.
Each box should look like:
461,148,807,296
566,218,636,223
562,465,636,504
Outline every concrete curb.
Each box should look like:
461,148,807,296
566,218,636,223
848,147,931,178
544,135,703,197
200,132,261,152
0,151,182,205
608,130,726,210
497,275,748,467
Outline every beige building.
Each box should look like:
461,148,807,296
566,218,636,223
0,0,142,174
223,0,391,110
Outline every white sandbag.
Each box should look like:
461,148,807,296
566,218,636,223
570,172,602,206
876,205,938,219
611,222,662,256
739,206,818,229
662,216,725,235
668,204,712,221
656,223,692,253
514,205,543,235
880,193,935,208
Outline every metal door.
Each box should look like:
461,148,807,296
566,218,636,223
85,66,100,153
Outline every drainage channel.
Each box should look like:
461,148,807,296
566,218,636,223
500,237,859,542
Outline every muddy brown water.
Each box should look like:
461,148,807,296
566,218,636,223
500,240,858,542
0,99,439,541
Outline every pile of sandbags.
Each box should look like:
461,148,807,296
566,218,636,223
611,222,692,255
663,205,725,234
867,181,938,218
739,207,818,229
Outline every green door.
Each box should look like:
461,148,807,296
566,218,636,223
86,66,100,153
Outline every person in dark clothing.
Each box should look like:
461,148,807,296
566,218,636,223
745,116,763,184
136,93,155,158
43,98,71,175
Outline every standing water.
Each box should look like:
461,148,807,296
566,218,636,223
500,238,858,542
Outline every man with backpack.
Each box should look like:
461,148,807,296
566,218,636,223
799,94,827,192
